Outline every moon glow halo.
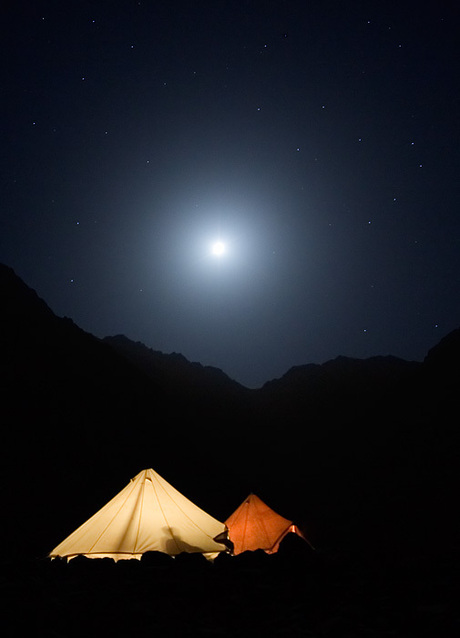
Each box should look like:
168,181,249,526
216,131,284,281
211,241,226,257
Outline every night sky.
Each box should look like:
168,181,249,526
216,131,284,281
2,1,459,387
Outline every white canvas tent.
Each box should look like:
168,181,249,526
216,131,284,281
49,468,229,561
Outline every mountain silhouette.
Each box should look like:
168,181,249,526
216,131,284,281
1,263,458,560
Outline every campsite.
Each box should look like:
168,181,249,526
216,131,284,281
1,263,459,636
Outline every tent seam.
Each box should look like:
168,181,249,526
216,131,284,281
151,478,181,554
133,474,146,553
86,476,140,554
153,472,222,541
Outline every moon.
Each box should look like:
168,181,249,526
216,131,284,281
211,240,226,257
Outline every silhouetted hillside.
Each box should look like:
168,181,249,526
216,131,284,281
103,334,250,402
0,264,242,556
1,263,459,562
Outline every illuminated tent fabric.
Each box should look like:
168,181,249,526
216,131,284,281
225,493,311,555
50,468,229,561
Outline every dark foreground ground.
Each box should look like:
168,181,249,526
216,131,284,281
3,538,458,638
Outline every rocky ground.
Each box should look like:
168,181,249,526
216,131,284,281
3,538,458,638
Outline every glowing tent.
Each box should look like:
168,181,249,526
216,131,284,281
225,493,312,555
50,468,229,561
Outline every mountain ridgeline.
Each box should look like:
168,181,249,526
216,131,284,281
1,263,459,560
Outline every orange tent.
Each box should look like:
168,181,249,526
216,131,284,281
225,493,313,555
